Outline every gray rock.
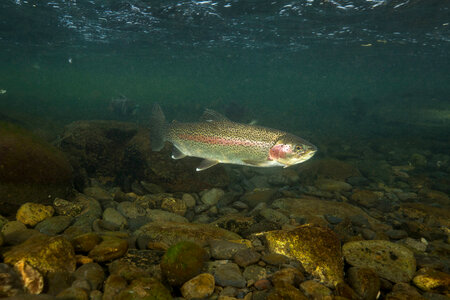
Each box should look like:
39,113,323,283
243,265,267,281
234,248,261,267
147,209,188,223
35,216,73,235
83,187,112,201
259,208,289,225
347,267,380,300
103,208,127,228
73,263,105,290
182,193,197,208
386,229,408,240
116,201,146,218
325,215,343,225
201,188,225,206
209,239,248,260
214,263,246,288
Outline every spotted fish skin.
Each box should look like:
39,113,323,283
150,103,317,171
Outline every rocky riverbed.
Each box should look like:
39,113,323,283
0,120,449,299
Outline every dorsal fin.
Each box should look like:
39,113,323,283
200,109,230,122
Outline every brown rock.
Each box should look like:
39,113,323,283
351,190,380,208
270,268,305,288
103,274,127,300
181,273,215,299
161,197,187,216
300,280,332,299
264,224,344,287
71,232,102,252
0,123,72,216
267,283,308,300
88,236,128,262
347,267,380,300
134,221,241,247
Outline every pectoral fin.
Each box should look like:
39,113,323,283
171,147,186,160
196,159,219,171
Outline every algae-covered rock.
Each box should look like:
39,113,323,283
267,284,308,300
3,235,76,274
16,203,55,227
70,232,102,252
412,267,450,293
134,221,241,247
264,224,344,287
343,240,416,283
0,123,72,216
160,241,208,286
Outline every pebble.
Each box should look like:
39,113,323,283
232,201,249,210
259,208,289,225
201,188,225,206
347,267,380,300
300,280,332,298
315,178,352,192
210,239,248,260
53,198,83,217
325,214,343,224
270,267,305,287
254,279,272,290
180,273,215,300
240,188,276,208
214,263,246,288
161,197,187,216
234,248,261,267
57,286,90,300
116,201,146,218
386,229,408,240
400,237,428,252
147,209,188,223
103,274,127,299
73,263,105,290
182,193,197,208
242,265,267,282
88,236,128,262
83,187,112,201
351,190,380,208
102,207,127,228
343,240,416,283
16,203,54,227
35,216,73,235
261,253,290,266
412,267,450,293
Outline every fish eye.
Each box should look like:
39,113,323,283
295,145,303,151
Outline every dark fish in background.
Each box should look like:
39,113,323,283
149,103,317,171
108,95,140,118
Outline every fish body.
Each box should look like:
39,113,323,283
150,103,317,171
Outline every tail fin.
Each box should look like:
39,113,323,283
149,103,167,151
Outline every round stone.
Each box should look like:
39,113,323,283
180,273,215,299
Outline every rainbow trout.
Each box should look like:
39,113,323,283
150,103,317,171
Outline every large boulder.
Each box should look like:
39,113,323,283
0,123,73,216
58,120,229,192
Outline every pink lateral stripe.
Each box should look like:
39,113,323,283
179,134,263,147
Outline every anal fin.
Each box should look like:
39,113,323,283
171,147,186,160
196,159,219,171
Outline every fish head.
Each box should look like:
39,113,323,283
269,134,317,167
